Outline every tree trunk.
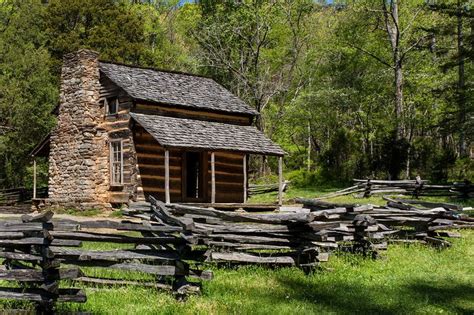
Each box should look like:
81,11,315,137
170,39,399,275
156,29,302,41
457,0,467,157
384,0,404,140
394,61,404,140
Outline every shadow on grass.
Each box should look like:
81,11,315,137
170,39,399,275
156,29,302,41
270,276,474,314
206,270,474,315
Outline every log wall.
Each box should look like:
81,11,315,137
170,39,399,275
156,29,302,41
207,152,245,203
133,128,245,203
134,103,252,125
133,127,183,202
100,76,143,204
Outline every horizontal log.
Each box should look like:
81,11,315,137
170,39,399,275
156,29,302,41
208,252,295,265
58,219,182,233
0,238,81,247
51,247,180,262
102,262,186,276
21,211,54,223
51,231,185,245
194,222,307,234
169,204,310,224
0,287,86,303
74,276,172,290
0,251,43,261
0,268,83,282
295,198,359,209
203,234,296,245
0,232,24,239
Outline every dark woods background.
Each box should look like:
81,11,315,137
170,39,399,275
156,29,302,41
0,0,472,189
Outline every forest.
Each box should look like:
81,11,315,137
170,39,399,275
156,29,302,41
0,0,472,189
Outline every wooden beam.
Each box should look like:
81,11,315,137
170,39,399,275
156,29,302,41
211,152,216,204
243,154,247,202
278,156,283,206
165,149,170,204
33,158,37,199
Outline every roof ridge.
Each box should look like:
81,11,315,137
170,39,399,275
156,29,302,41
98,60,212,80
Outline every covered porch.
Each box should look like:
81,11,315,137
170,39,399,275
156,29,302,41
131,113,286,207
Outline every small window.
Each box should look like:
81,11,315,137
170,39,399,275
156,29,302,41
110,140,123,185
106,98,118,116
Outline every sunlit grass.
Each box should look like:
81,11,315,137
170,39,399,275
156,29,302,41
248,185,474,208
52,230,474,314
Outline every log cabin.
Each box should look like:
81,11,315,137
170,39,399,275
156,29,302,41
31,50,285,210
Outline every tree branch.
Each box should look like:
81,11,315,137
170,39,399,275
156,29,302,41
345,42,394,68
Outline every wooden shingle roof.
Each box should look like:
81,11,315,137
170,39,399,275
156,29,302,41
130,113,285,156
99,62,258,116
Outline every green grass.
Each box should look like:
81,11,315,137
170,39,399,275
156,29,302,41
47,230,472,314
1,187,473,314
248,185,474,208
0,231,471,314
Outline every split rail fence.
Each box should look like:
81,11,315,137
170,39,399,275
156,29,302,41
315,179,473,200
0,195,473,312
0,210,212,312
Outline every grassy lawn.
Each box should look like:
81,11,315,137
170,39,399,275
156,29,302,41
1,188,473,314
0,232,472,314
248,184,474,209
40,230,473,314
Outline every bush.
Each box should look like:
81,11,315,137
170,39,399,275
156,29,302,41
448,158,474,182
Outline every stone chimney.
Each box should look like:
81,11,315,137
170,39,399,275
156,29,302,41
48,50,110,209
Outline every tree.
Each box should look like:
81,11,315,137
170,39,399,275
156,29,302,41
44,0,149,69
0,0,57,187
429,0,473,159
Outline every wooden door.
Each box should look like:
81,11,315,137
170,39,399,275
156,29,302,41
182,151,208,202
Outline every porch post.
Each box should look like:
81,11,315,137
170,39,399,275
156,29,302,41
33,158,37,199
278,156,283,206
243,154,247,202
211,152,216,204
164,149,170,204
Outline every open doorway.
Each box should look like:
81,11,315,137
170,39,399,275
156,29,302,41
182,151,207,201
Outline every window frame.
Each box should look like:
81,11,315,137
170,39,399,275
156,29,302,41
105,97,119,116
110,139,124,186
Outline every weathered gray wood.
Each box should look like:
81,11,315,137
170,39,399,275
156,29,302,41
389,198,462,211
0,268,83,282
50,247,180,262
105,262,186,276
0,222,49,232
202,234,295,245
295,198,359,209
195,222,305,234
188,269,213,280
209,252,295,265
0,251,42,261
207,241,292,250
21,210,54,223
0,232,24,239
424,236,451,247
58,219,182,232
428,224,474,231
74,276,172,290
149,197,194,230
0,238,81,247
169,204,311,224
0,288,86,303
51,231,184,245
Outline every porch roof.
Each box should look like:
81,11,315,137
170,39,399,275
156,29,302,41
130,112,285,156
